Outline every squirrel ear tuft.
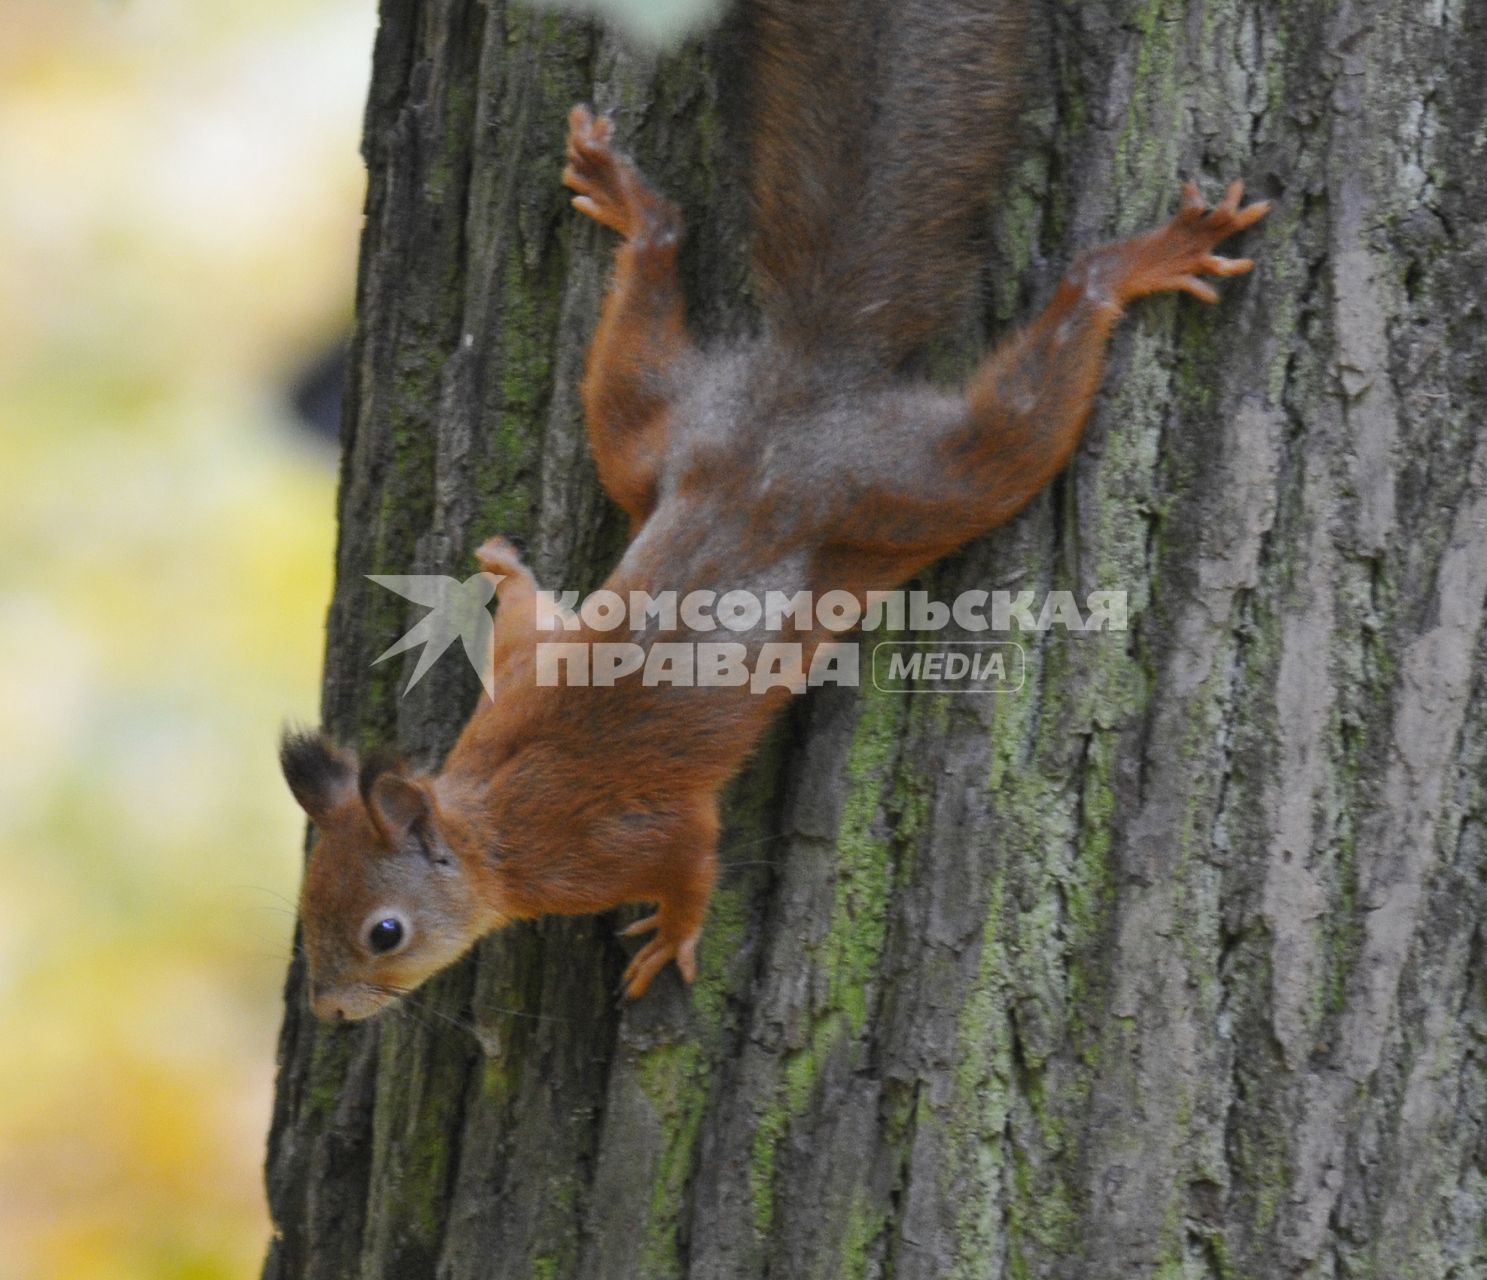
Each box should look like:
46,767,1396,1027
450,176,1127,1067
280,729,356,824
367,772,431,846
357,747,403,806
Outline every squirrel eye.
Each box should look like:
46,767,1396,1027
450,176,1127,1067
367,917,405,954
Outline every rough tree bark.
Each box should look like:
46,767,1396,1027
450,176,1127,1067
262,1,1487,1276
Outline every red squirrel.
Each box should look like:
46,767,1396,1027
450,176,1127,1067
283,9,1269,1018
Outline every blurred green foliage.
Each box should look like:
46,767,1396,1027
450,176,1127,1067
0,1,372,1274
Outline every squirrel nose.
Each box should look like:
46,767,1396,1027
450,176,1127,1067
308,982,346,1021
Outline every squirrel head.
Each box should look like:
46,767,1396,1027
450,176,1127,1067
280,731,490,1021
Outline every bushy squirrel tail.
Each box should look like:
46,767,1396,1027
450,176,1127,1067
746,0,1028,366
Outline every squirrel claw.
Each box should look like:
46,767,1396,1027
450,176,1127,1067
619,927,700,1000
562,101,679,245
567,102,612,143
1109,179,1271,305
1200,254,1254,278
562,102,633,236
620,913,660,939
1173,275,1221,304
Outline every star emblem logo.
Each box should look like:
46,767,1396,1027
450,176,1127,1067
367,573,503,699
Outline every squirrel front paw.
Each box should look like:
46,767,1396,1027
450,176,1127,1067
1097,179,1271,306
619,911,701,1000
562,104,680,247
474,534,532,582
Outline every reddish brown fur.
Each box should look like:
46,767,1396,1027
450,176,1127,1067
288,23,1269,1014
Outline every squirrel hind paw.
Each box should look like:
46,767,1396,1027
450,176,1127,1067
1109,181,1271,305
619,928,700,1000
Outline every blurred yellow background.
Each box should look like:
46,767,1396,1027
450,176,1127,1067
0,1,374,1274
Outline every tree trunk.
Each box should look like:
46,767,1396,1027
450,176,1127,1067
262,1,1487,1276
